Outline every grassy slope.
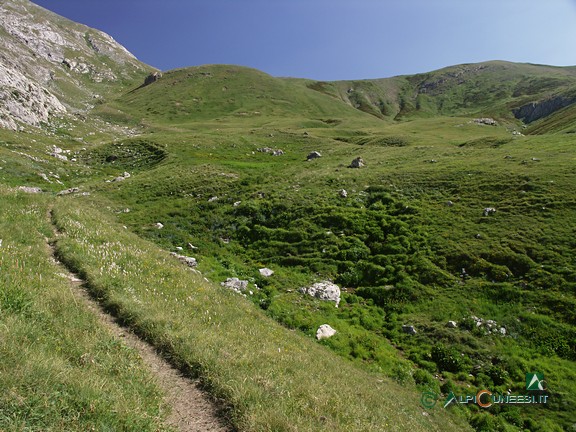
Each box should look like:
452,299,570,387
0,188,169,431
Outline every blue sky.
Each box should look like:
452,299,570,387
33,0,576,81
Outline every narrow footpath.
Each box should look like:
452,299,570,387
48,211,230,432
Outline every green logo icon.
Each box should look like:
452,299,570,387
420,391,438,409
526,373,545,391
443,391,458,408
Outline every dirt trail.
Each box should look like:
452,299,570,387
48,214,230,432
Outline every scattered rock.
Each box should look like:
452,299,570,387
483,207,497,217
50,152,68,161
447,321,458,328
339,189,348,198
188,243,198,250
468,316,506,336
57,187,80,196
349,157,365,168
306,151,322,161
208,196,219,203
112,172,130,182
155,222,164,229
402,325,417,335
446,200,454,207
473,118,498,126
257,147,284,156
233,201,242,207
221,277,249,293
316,324,337,340
17,186,42,193
170,252,197,268
259,268,274,277
300,281,341,307
39,173,52,183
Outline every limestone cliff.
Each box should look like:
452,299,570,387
0,0,152,130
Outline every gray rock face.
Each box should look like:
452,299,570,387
513,95,576,123
300,281,341,307
0,63,66,129
0,0,149,130
316,324,337,340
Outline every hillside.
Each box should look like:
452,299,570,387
1,2,576,431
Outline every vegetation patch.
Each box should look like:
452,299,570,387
81,138,167,171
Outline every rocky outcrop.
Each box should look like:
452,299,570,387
144,71,163,86
221,278,249,293
0,0,149,130
513,95,576,123
0,63,66,129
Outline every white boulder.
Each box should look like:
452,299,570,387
316,324,337,340
300,281,341,307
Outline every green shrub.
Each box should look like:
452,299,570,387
431,344,467,373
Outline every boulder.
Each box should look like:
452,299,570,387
349,157,365,168
259,268,274,277
306,151,322,161
339,189,348,198
446,321,458,328
143,71,162,86
402,325,417,335
316,324,337,340
483,207,497,217
300,281,341,307
221,277,249,293
155,222,164,229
